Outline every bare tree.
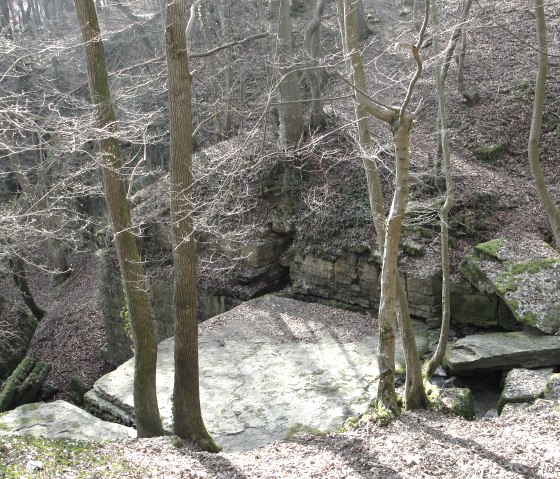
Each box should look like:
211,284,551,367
424,0,454,380
73,0,164,438
528,0,560,246
164,0,220,452
338,0,427,411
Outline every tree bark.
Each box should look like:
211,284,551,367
441,0,472,84
217,0,234,136
529,0,560,247
9,256,45,321
0,0,11,29
165,0,220,452
355,0,370,41
339,0,371,147
270,0,304,145
425,0,454,380
376,114,413,413
74,0,164,438
304,0,326,131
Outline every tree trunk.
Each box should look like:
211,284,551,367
164,0,220,452
355,0,370,40
217,0,234,136
376,114,412,413
270,0,304,145
74,0,164,438
441,0,473,84
529,0,560,247
425,0,454,380
0,0,11,29
395,276,425,409
9,256,45,321
304,0,326,131
199,1,223,139
339,0,371,147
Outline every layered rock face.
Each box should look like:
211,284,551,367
99,233,290,367
289,251,515,329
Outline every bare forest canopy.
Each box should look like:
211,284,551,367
1,0,559,276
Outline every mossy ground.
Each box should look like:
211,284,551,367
284,423,326,440
0,436,141,478
473,140,508,164
343,399,397,430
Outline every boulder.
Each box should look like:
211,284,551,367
429,387,475,420
443,330,560,374
85,295,429,451
459,238,560,334
497,368,554,412
0,400,134,442
544,373,560,400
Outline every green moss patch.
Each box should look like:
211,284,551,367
474,239,505,259
426,384,475,420
284,423,326,440
343,400,396,430
460,238,560,334
473,140,508,164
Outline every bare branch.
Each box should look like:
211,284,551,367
186,31,269,58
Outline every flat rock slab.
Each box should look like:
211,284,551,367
459,237,560,334
443,330,560,374
0,400,135,442
85,295,428,451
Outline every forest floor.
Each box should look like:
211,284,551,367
2,399,560,478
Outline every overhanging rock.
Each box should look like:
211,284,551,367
443,330,560,374
459,237,560,334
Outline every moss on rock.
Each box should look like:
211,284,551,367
474,238,504,259
427,385,475,420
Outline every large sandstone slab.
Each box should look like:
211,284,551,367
0,400,135,442
85,295,428,451
443,331,560,373
459,238,560,334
